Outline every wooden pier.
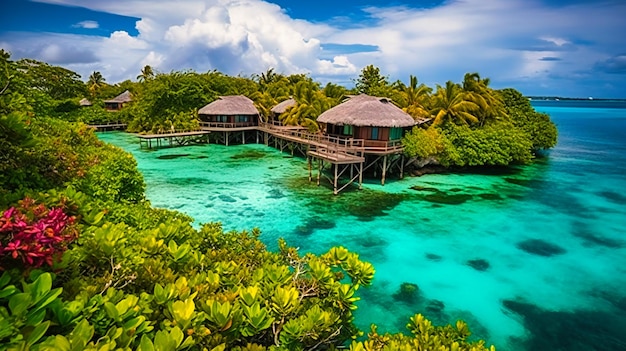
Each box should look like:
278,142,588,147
137,130,211,149
134,120,405,194
88,122,127,131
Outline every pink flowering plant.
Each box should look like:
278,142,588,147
0,198,78,269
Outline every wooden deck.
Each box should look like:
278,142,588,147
137,130,210,149
199,121,258,132
134,121,405,193
88,122,127,131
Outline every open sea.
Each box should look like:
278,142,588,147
98,100,626,351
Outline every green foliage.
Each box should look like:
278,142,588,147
438,123,533,166
348,315,495,351
500,88,558,150
402,127,445,160
355,65,392,96
15,58,86,101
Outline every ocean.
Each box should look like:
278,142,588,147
98,100,626,350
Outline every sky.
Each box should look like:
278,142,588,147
1,0,625,98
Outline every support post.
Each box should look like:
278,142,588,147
317,160,322,186
381,155,387,186
242,131,246,144
333,164,338,195
359,162,363,190
225,132,229,146
308,156,312,182
400,154,404,179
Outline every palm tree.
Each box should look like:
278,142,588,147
281,81,330,131
137,65,155,82
322,82,347,106
87,71,105,96
462,72,507,126
396,75,432,119
430,81,479,126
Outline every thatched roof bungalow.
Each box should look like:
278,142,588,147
104,90,132,111
270,98,296,120
317,94,418,145
79,98,92,107
198,95,260,127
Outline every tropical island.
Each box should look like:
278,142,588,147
0,50,557,350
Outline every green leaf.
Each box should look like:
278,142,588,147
29,273,52,301
0,272,10,288
103,302,119,320
0,285,17,299
69,319,94,351
25,308,46,326
26,320,50,346
32,287,62,314
138,335,155,351
9,292,32,316
122,316,146,331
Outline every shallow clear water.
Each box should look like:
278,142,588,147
98,101,626,350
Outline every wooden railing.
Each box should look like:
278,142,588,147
199,121,256,128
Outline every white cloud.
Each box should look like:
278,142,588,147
73,20,99,29
9,0,626,97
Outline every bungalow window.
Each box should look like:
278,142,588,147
215,115,227,123
343,125,353,136
390,127,403,140
371,127,379,140
235,115,250,123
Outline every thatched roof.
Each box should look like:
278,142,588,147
198,95,259,115
317,94,416,128
79,98,92,106
271,98,296,114
104,90,132,103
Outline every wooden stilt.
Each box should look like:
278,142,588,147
381,155,387,186
308,156,312,181
359,162,363,190
225,132,229,146
317,160,322,186
242,131,246,144
333,164,338,195
400,154,404,179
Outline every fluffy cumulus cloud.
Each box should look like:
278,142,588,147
16,0,353,81
3,0,626,97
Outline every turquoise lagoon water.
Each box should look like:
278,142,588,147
98,101,626,350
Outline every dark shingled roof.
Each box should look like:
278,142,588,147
317,94,416,127
198,95,259,115
104,90,132,103
271,98,296,114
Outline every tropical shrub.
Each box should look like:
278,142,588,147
500,88,557,150
0,198,78,269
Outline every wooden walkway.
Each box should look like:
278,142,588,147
88,122,127,131
137,130,210,149
152,121,406,194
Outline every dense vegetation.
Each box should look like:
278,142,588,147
0,49,559,350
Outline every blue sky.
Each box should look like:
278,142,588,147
1,0,625,98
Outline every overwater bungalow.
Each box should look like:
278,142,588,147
269,98,296,124
104,90,132,111
198,95,260,128
317,94,423,154
198,95,260,145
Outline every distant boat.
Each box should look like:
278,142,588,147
589,97,594,100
